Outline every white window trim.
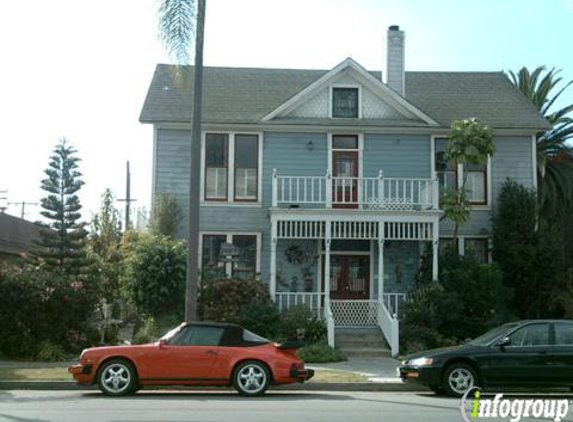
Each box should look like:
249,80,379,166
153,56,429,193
199,231,262,278
432,136,492,209
200,131,263,206
329,84,362,119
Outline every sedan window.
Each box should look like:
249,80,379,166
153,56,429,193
170,326,225,346
508,323,550,347
555,323,573,346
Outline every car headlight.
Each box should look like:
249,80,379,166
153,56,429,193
408,357,434,366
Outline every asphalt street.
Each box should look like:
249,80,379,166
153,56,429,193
2,390,569,422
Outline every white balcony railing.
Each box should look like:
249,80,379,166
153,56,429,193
272,169,439,210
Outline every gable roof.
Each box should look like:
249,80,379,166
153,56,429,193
261,58,438,126
140,64,550,130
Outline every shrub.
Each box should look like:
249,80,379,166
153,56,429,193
280,305,327,343
200,278,281,338
297,342,347,363
123,234,186,320
37,341,68,361
132,317,161,345
400,254,506,354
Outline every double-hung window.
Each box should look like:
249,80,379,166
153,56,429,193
205,134,229,200
234,135,258,201
204,133,260,203
201,233,259,280
434,138,458,193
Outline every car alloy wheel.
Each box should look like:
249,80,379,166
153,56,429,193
444,364,476,397
234,360,270,397
98,359,137,396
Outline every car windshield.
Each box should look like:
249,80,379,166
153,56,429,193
468,322,520,346
159,323,186,342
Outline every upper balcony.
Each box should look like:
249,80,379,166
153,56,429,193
271,169,439,212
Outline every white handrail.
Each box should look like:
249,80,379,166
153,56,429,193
377,301,399,357
273,171,437,209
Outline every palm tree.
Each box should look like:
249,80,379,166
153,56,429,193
158,0,206,321
508,66,573,216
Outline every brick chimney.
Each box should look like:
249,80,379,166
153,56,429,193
385,25,405,96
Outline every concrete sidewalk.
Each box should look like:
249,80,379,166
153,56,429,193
309,356,401,383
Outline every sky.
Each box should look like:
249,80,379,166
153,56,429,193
1,0,572,225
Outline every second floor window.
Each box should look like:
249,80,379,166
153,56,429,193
332,87,359,118
204,133,260,203
234,135,258,201
435,138,457,192
205,134,229,200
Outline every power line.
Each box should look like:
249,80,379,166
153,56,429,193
8,200,39,219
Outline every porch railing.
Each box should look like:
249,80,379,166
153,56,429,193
275,292,325,315
272,169,439,210
382,293,407,319
377,300,400,357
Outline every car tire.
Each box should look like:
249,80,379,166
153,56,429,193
442,363,478,397
233,360,270,397
97,358,138,397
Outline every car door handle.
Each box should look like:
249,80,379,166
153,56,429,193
205,350,218,355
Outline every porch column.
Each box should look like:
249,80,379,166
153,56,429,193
378,233,384,303
432,219,439,281
324,233,331,302
270,219,278,300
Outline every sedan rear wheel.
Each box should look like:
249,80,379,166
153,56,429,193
97,359,137,396
233,360,270,397
443,363,477,397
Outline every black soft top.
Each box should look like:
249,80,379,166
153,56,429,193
183,322,270,347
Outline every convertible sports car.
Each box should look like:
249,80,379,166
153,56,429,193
68,322,314,396
399,320,573,397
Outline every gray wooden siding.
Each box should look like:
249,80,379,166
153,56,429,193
440,135,534,236
363,134,431,178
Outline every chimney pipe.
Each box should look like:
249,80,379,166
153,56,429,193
385,25,405,96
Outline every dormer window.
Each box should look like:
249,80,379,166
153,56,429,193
332,87,359,118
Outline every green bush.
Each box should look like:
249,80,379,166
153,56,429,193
200,278,281,338
132,317,161,345
37,341,68,361
0,268,96,358
297,342,347,363
401,254,506,354
123,234,186,320
280,305,327,343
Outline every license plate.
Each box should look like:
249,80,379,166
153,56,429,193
406,372,419,378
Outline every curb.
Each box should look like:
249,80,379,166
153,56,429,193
0,381,428,392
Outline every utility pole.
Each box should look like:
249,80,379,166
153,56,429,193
8,200,39,219
0,190,7,213
117,161,137,230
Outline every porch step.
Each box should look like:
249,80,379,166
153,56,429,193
335,328,390,357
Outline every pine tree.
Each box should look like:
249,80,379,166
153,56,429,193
35,138,89,275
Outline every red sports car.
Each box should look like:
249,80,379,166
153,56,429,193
68,322,314,396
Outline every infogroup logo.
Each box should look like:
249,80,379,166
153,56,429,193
459,388,569,422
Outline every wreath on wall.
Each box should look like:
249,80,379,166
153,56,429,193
285,245,307,265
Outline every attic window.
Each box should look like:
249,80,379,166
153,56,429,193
332,87,359,118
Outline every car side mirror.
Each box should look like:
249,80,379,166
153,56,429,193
496,337,511,348
158,339,168,349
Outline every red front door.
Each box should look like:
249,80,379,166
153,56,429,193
332,150,358,208
326,255,370,300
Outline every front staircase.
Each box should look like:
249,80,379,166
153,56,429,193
335,328,391,358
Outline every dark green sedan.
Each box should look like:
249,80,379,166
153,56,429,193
399,320,573,396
